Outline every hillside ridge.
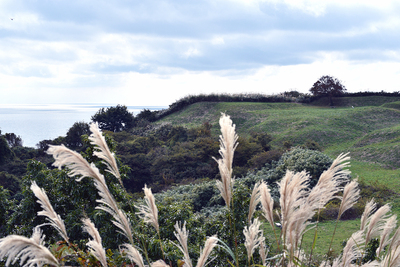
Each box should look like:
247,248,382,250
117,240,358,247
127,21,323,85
157,96,400,169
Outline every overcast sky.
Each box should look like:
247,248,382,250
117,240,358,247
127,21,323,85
1,0,399,106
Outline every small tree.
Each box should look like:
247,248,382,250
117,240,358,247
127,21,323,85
65,121,90,149
91,105,135,132
309,75,347,106
4,133,23,148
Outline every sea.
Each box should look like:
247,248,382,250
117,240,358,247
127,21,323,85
0,104,166,148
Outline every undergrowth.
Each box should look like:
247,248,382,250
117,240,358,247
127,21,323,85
1,114,400,267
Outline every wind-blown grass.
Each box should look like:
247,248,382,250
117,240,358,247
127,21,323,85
2,113,400,267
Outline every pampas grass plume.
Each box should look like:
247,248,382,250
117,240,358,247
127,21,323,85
341,230,365,267
213,113,238,209
82,218,108,267
248,181,261,224
151,260,170,267
259,239,268,266
361,199,377,231
244,218,265,261
260,182,274,228
47,143,134,245
195,235,218,267
365,203,391,244
121,244,145,267
0,227,59,267
30,181,69,243
377,215,397,257
338,179,360,219
89,123,122,186
136,184,159,233
216,113,238,173
174,221,192,267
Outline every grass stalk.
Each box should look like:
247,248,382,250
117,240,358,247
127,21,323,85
308,209,322,266
326,217,339,264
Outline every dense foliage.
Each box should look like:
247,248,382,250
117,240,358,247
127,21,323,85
309,75,347,106
2,113,399,267
91,104,135,132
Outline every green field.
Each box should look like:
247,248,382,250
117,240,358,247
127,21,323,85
158,96,400,252
158,96,400,169
263,219,361,260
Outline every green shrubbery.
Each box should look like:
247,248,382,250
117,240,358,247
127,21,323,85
4,113,398,267
3,109,400,266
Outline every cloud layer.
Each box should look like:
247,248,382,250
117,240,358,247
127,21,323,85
1,0,399,105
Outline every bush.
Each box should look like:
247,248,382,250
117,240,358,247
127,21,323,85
274,147,333,187
247,150,282,170
1,114,399,267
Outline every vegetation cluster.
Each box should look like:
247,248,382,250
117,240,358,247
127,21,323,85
1,113,400,267
1,88,400,266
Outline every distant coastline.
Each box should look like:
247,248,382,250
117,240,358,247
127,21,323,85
0,104,166,148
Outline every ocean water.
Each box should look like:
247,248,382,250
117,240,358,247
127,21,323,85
0,104,166,148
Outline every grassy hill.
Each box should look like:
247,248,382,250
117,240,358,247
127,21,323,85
157,95,400,196
154,95,400,256
158,97,400,165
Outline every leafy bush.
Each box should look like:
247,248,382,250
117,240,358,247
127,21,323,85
0,172,20,195
91,104,135,132
273,147,333,187
2,114,400,267
0,186,13,237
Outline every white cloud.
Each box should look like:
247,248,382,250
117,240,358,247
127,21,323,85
211,37,225,45
183,47,201,58
0,0,399,106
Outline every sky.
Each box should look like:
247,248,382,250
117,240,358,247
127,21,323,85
1,0,399,107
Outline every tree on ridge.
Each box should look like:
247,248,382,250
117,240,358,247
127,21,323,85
309,75,347,106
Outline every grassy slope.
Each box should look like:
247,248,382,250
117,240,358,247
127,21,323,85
158,96,400,168
158,96,400,257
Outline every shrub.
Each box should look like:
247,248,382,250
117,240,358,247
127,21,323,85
273,147,333,187
247,150,282,170
2,113,400,267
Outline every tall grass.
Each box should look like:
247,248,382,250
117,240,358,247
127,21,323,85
1,114,400,266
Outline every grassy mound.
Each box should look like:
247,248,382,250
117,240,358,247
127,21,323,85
157,100,400,168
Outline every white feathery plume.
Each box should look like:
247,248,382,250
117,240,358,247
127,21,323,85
341,230,365,267
259,239,268,266
338,179,360,219
89,123,122,186
278,170,310,243
248,181,261,224
365,203,391,244
327,153,351,181
48,144,104,182
121,244,145,267
260,182,274,228
361,199,377,231
387,222,400,253
136,184,159,233
47,144,134,245
307,153,351,211
216,113,238,173
30,181,69,243
174,221,193,267
376,215,397,258
151,260,170,267
286,204,314,253
82,218,108,267
381,245,400,267
213,113,238,209
215,160,234,209
359,262,380,267
0,227,59,267
195,235,218,267
244,218,265,262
